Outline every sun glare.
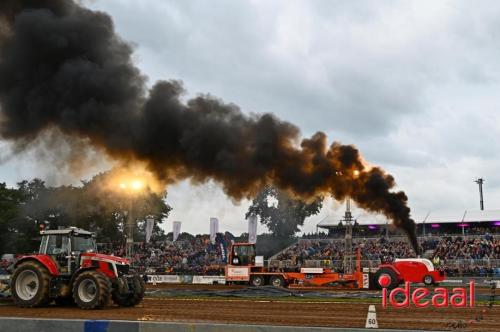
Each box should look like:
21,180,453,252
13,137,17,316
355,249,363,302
131,180,143,191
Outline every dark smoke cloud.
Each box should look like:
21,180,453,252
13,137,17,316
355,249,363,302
0,0,419,253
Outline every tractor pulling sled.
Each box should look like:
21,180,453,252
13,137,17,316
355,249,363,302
225,242,445,289
11,227,144,309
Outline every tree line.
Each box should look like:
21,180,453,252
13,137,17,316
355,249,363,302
0,171,171,254
0,173,324,255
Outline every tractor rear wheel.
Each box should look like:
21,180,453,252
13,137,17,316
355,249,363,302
374,268,399,290
72,270,111,309
112,274,145,307
11,261,51,307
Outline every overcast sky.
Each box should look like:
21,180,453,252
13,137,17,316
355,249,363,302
1,0,499,235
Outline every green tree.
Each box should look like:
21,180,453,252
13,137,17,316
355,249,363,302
246,186,323,239
0,183,24,254
13,170,172,247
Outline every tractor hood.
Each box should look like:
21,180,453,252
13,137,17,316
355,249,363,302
81,252,130,265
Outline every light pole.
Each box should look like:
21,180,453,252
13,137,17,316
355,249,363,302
474,178,485,210
119,180,144,260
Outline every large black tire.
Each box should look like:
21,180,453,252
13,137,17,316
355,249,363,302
250,275,265,287
270,275,285,288
11,261,51,307
112,274,145,307
72,270,111,309
374,268,399,290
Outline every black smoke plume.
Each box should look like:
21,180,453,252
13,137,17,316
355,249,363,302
0,1,420,253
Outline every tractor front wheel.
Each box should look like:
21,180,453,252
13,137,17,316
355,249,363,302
112,274,145,307
72,270,111,309
11,261,51,307
423,275,434,286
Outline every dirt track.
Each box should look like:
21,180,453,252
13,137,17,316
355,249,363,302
0,296,498,331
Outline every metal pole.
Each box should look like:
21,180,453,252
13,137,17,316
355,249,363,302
475,178,485,210
422,211,430,237
126,196,134,259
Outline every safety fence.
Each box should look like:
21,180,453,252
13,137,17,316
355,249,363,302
443,258,500,267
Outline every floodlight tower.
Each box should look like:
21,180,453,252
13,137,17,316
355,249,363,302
474,178,485,210
343,198,354,274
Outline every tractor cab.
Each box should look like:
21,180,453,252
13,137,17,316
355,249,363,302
39,227,96,275
229,243,256,266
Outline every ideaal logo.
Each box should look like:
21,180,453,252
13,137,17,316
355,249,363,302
380,275,475,308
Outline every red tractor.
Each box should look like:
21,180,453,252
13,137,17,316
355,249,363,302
11,227,144,309
373,258,445,289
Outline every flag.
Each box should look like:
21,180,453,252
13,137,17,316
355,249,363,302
145,218,155,243
210,217,219,243
248,215,258,244
173,221,182,242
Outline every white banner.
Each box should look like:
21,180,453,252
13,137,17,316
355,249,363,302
210,217,219,243
247,215,258,244
173,221,182,242
146,275,226,284
145,218,154,243
192,276,226,284
148,275,180,284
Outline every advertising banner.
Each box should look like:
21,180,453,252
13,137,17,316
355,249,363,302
148,275,180,284
146,275,226,284
192,276,226,284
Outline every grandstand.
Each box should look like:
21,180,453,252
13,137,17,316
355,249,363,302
315,209,500,237
84,209,500,278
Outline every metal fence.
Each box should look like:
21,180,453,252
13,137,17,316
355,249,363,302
442,259,500,268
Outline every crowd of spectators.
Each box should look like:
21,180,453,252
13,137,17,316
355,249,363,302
275,237,430,262
432,234,499,260
96,232,500,277
3,231,496,278
102,233,230,275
